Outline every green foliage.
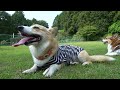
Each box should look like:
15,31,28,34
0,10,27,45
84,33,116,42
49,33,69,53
0,11,49,34
12,11,27,26
0,11,14,34
26,18,49,28
11,11,27,34
108,21,120,34
74,26,99,41
53,11,118,40
0,34,11,42
57,30,72,42
72,34,84,41
1,11,120,41
113,11,120,22
26,19,33,26
102,33,112,39
35,20,49,28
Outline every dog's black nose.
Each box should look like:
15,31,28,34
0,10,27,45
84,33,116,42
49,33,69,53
17,26,24,31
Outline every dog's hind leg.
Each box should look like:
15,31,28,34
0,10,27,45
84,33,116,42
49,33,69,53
22,64,38,73
78,50,92,66
82,61,92,65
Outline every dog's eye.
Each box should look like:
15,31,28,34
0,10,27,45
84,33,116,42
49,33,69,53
33,27,39,29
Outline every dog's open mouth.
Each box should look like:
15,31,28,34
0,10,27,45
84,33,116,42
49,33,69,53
103,41,108,44
102,39,108,44
12,33,41,47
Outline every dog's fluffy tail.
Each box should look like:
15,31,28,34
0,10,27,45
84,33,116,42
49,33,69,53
89,55,115,62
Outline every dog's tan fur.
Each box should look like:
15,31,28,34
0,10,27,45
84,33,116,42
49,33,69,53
30,24,59,59
14,24,115,77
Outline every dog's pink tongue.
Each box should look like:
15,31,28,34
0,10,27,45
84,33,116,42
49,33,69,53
12,37,33,47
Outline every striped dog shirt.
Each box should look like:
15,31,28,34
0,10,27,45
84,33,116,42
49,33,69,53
37,45,84,69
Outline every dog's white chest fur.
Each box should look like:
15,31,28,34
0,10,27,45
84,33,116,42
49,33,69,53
28,41,50,66
29,41,49,57
107,44,112,52
106,44,120,56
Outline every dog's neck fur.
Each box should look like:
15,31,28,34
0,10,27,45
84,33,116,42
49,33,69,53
29,37,58,60
107,44,113,53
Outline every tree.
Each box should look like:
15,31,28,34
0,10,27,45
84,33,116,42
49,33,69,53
52,15,59,28
11,11,27,34
31,18,49,28
31,18,37,24
37,20,49,28
26,19,33,26
74,26,99,41
52,11,117,39
12,11,27,26
108,21,120,34
0,11,50,42
0,11,13,34
113,11,120,22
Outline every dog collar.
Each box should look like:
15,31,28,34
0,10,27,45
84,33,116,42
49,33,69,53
37,49,52,60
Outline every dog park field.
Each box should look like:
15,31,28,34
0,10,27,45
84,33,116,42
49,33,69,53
0,41,120,79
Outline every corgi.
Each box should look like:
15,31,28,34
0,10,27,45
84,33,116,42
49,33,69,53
102,34,120,56
13,24,115,77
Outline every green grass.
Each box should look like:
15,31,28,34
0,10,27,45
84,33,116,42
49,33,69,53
0,41,120,79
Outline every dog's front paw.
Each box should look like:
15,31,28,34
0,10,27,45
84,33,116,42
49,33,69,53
105,52,117,56
105,53,109,55
43,64,61,77
22,69,36,74
43,64,59,77
43,67,54,77
105,53,112,56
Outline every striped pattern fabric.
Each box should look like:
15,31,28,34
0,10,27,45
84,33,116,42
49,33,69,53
40,45,84,68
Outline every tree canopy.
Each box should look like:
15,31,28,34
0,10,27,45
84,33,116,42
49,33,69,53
1,11,120,41
0,11,49,34
53,11,120,40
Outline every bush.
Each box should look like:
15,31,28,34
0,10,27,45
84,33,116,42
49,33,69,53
73,25,100,41
10,36,21,45
108,21,120,34
72,34,85,41
57,29,73,43
102,33,112,39
0,34,10,42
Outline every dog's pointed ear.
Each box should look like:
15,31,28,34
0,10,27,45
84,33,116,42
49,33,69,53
113,33,119,38
48,27,58,37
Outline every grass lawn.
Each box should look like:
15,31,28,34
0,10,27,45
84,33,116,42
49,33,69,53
0,41,120,79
